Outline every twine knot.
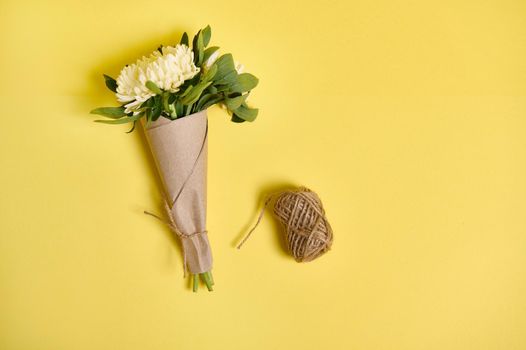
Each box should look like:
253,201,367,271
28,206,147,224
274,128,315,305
144,200,207,277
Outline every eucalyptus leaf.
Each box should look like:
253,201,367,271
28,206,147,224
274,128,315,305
126,121,137,133
180,84,194,98
94,113,143,124
180,32,189,46
192,30,200,50
202,64,218,82
214,70,238,85
203,46,219,63
213,54,235,81
145,110,152,128
231,114,246,123
103,74,117,93
201,95,224,109
151,104,162,121
196,93,219,111
145,97,154,107
181,81,212,105
192,30,204,65
144,108,151,123
208,85,218,94
90,106,126,118
229,73,259,93
214,84,231,93
224,94,247,110
197,33,204,65
233,103,258,122
202,25,211,47
175,100,184,117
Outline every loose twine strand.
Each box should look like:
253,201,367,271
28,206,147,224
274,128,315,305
236,194,274,249
237,187,333,262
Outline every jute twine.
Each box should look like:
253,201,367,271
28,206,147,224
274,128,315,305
144,200,206,277
237,187,333,262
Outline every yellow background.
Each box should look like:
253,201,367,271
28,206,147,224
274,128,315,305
1,0,525,349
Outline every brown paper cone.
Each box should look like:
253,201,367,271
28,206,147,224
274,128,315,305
142,110,212,274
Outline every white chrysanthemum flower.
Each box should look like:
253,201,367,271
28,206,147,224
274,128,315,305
149,44,200,90
116,57,154,114
115,44,200,114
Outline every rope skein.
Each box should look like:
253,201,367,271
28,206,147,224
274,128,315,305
237,187,333,262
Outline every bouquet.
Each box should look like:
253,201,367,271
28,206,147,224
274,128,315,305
91,25,259,292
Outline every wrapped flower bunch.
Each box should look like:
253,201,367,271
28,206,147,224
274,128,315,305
91,25,259,292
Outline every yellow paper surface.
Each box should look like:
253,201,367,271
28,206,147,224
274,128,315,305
1,0,525,349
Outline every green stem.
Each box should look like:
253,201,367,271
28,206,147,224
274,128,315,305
208,271,214,286
200,272,213,291
192,274,199,292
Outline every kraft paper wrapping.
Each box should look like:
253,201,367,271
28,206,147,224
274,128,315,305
142,110,212,274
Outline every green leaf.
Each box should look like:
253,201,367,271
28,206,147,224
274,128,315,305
180,32,189,46
208,85,218,94
196,93,222,111
145,81,162,94
196,93,212,111
233,103,258,122
203,46,219,64
192,30,200,49
145,97,155,107
151,105,162,121
180,84,194,98
197,34,204,65
214,70,237,85
151,95,162,121
202,64,217,82
145,108,152,128
224,94,247,110
231,114,246,123
181,81,212,105
126,121,137,133
201,95,224,109
94,113,143,124
213,54,235,81
103,74,117,93
202,25,212,47
214,84,231,93
90,106,126,118
175,100,184,117
229,73,259,93
192,30,204,65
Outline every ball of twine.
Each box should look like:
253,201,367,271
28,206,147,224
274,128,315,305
237,187,333,262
